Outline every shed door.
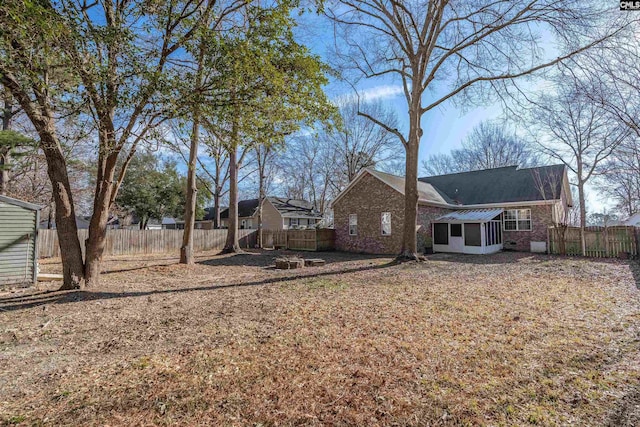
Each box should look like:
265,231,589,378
449,223,464,252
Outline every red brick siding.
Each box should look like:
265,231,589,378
334,172,557,254
334,173,406,254
417,205,454,250
502,205,553,251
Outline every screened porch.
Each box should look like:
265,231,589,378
432,209,503,255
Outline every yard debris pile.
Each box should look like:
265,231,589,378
1,250,639,426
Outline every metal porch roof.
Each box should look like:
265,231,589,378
436,208,503,222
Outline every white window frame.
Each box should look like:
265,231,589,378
503,209,532,231
381,212,391,236
289,218,299,227
349,214,357,236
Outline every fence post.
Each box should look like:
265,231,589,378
604,225,609,257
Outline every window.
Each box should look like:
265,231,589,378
464,223,482,246
450,223,462,237
504,209,531,231
433,223,448,245
349,214,357,236
381,212,391,235
289,218,299,227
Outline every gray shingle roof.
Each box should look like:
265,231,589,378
419,165,566,205
220,197,321,219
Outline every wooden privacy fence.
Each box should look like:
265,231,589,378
548,225,639,258
38,229,257,259
261,229,335,251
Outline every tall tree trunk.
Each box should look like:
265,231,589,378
1,95,14,195
42,132,85,289
578,180,587,256
85,151,118,287
180,41,205,264
0,151,7,197
257,147,267,248
181,110,200,264
1,74,85,289
400,105,421,259
222,142,241,253
47,196,54,229
213,190,221,229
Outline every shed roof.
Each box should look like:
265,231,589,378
0,195,40,211
436,208,503,222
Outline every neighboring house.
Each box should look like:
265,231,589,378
147,217,185,230
39,215,90,230
332,165,572,255
621,213,640,226
220,197,323,230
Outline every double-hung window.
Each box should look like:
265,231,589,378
381,212,391,235
504,209,531,231
349,214,357,236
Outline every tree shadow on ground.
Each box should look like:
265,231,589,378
628,259,640,290
0,259,398,312
428,251,640,268
198,250,390,268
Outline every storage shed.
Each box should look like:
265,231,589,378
432,208,503,255
0,196,40,286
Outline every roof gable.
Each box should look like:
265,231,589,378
333,168,454,207
419,165,567,205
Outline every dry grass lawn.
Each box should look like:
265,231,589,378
1,250,639,426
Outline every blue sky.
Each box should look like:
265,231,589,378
294,12,611,215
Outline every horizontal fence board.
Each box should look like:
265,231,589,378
549,225,638,258
38,229,257,259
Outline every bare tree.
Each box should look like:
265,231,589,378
329,96,402,186
278,135,336,214
326,0,632,258
421,121,534,176
600,137,640,217
530,74,631,254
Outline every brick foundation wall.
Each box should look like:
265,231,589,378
334,173,406,254
502,205,553,251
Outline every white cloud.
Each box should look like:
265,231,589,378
358,84,404,101
336,84,405,104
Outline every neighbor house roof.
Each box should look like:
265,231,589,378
268,197,323,219
419,164,568,205
436,208,503,222
220,197,321,219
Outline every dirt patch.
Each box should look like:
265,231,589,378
1,251,639,426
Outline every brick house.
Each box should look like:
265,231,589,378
332,165,572,255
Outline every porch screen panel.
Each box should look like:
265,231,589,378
464,223,481,246
451,223,462,237
434,223,448,245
